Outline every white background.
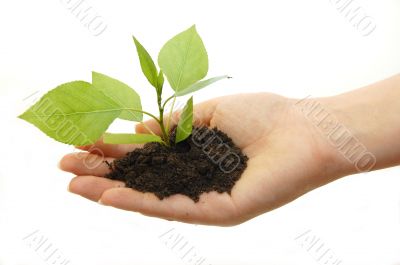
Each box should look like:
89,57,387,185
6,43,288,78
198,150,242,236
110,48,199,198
1,0,400,264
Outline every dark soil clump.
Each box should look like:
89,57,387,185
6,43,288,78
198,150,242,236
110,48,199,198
105,127,248,202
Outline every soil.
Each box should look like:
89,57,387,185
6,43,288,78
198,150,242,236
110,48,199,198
105,126,248,202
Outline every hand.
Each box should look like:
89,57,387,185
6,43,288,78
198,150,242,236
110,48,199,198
59,93,342,226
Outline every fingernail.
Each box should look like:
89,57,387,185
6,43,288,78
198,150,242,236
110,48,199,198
67,182,73,192
98,199,104,205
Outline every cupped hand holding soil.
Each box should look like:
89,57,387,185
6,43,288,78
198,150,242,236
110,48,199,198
60,74,400,226
60,93,340,226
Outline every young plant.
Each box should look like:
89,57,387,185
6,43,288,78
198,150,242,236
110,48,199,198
19,25,228,146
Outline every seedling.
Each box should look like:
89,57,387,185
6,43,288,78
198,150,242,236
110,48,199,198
19,25,228,146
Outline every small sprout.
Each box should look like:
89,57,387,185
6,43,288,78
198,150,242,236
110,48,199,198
18,25,229,146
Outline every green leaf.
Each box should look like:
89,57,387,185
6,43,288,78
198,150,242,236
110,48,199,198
157,70,164,94
92,71,142,121
133,36,159,89
18,81,121,146
175,75,229,97
158,25,208,92
103,133,163,144
175,96,193,143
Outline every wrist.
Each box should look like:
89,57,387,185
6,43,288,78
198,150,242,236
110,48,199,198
292,95,363,183
319,74,400,175
317,95,377,177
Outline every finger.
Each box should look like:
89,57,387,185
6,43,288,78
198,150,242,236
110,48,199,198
135,118,166,135
59,152,114,176
99,188,239,225
99,188,200,223
135,97,221,134
68,176,125,202
76,138,141,158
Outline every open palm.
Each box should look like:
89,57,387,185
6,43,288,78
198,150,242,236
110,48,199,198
60,93,339,226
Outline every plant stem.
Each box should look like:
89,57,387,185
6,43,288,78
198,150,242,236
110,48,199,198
123,108,160,122
157,91,170,146
126,108,169,145
166,96,176,133
162,95,175,110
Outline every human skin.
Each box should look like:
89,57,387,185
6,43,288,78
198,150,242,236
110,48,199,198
59,74,400,226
